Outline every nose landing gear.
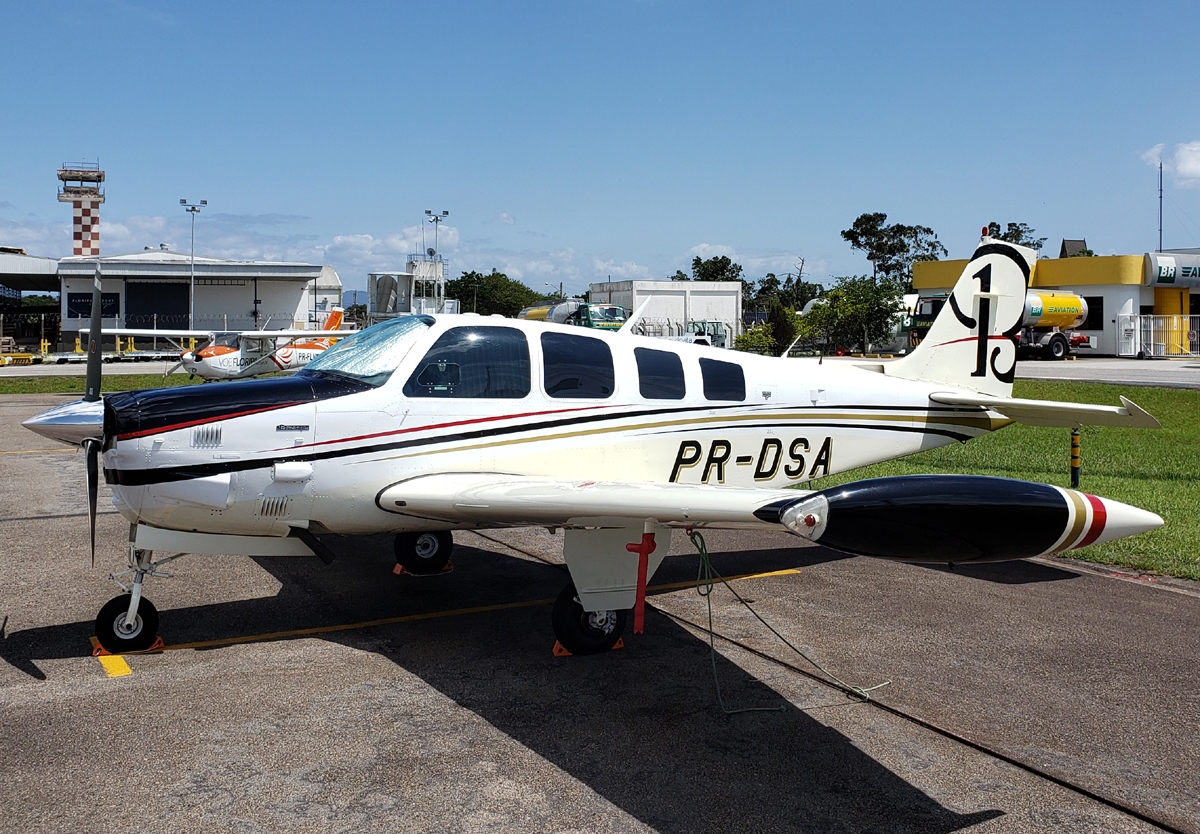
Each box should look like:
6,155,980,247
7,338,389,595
94,547,183,654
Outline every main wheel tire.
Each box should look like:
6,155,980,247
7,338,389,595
551,583,627,656
394,531,453,574
1048,335,1068,360
95,594,159,654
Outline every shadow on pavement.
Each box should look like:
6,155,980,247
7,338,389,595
0,535,1002,832
913,558,1082,585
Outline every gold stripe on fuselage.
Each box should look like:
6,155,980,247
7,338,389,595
363,407,1004,465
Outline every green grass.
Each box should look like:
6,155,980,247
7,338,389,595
811,380,1200,580
3,374,1194,579
0,373,202,395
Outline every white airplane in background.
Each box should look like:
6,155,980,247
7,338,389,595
26,234,1163,656
81,307,347,380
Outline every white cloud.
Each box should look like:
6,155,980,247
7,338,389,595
1171,141,1200,189
592,258,652,280
1141,143,1165,167
687,243,737,260
497,212,515,225
1143,141,1200,189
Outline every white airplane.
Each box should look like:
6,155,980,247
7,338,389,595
80,308,347,380
26,235,1164,656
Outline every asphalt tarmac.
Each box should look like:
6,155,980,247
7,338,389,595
2,394,1198,833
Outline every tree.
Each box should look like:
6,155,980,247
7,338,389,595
345,303,368,328
733,324,774,354
766,298,800,356
800,275,904,353
987,222,1047,252
691,255,743,283
445,270,550,317
668,270,689,281
840,212,947,290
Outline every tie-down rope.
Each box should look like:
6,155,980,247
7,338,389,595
688,529,891,714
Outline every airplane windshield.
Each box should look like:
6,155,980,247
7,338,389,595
300,315,434,386
211,333,239,348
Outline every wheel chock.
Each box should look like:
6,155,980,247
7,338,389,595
393,560,455,577
89,635,166,657
552,637,625,658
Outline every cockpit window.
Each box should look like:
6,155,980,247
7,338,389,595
403,326,531,398
211,333,239,348
301,315,433,387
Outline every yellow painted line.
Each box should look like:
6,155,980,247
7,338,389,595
161,566,801,652
0,448,75,455
88,636,132,677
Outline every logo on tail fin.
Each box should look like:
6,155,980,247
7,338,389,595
889,239,1033,397
321,307,344,331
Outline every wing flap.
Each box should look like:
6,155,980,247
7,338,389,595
929,391,1160,429
377,472,810,528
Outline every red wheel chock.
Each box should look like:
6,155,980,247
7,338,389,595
393,560,455,576
552,637,624,657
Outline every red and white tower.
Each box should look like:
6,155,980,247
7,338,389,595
57,162,105,256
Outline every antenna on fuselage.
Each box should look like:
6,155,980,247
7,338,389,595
618,298,653,333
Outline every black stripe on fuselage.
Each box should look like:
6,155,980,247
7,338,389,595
104,401,989,487
104,371,375,440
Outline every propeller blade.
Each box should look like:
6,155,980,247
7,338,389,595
85,439,99,568
84,261,104,567
163,360,183,378
84,262,103,402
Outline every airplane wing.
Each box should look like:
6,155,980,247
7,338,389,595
78,327,214,338
929,391,1160,429
377,472,809,529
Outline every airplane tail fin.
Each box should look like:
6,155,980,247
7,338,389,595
321,307,344,331
888,236,1035,397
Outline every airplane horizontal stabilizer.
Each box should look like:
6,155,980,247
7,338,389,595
929,392,1160,429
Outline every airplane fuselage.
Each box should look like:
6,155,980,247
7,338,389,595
104,315,1004,538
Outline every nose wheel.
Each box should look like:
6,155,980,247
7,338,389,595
394,531,454,575
551,583,627,656
95,594,160,654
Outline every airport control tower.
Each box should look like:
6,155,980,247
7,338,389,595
57,162,105,256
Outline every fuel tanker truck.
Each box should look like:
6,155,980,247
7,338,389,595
910,290,1087,360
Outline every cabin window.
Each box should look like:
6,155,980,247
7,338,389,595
541,332,614,398
700,358,745,401
403,326,531,398
634,347,685,400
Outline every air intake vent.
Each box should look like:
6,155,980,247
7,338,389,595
258,496,290,518
192,425,223,448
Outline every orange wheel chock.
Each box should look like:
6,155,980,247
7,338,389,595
90,635,165,657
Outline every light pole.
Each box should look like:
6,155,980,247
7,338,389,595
180,199,207,329
545,281,563,298
424,209,449,253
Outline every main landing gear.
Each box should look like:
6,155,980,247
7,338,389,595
94,547,182,654
394,531,453,575
551,583,627,656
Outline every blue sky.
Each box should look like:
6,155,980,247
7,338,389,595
2,1,1199,296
